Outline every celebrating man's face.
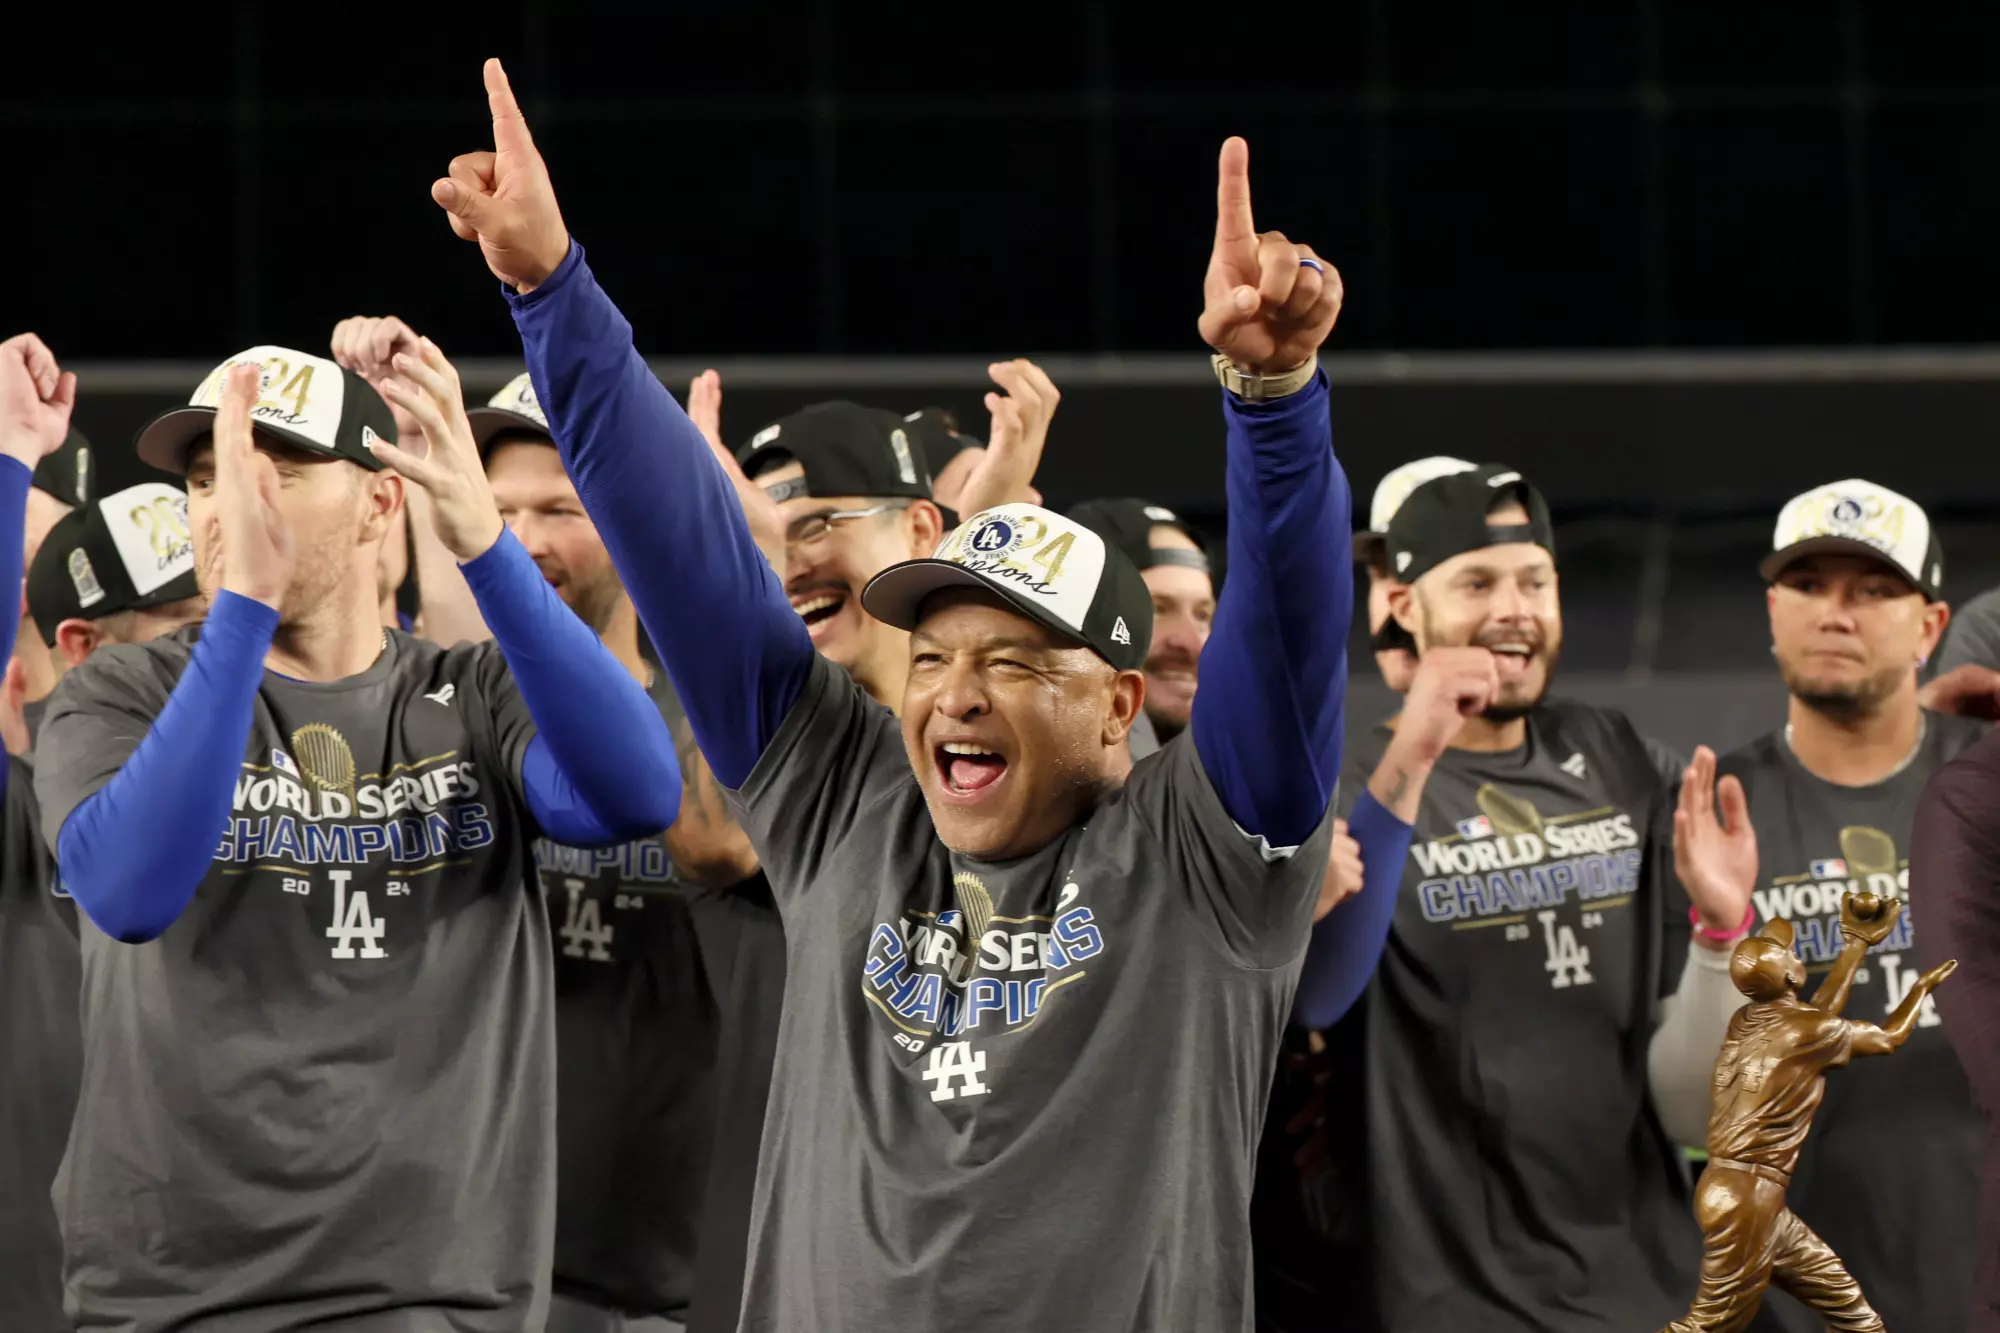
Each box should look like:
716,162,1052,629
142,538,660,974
486,436,626,634
1395,501,1562,722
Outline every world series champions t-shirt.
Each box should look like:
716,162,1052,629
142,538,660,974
0,754,77,1333
34,627,556,1332
726,653,1333,1333
1325,700,1699,1332
538,669,719,1321
1719,713,1986,1333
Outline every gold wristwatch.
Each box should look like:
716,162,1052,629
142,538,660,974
1210,353,1318,401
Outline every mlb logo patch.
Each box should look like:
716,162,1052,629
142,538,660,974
1810,857,1848,880
1456,815,1494,840
272,750,298,778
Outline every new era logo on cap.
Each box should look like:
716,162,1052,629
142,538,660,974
1764,478,1943,598
860,503,1153,672
188,347,347,454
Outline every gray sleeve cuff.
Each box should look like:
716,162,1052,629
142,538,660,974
1647,940,1741,1149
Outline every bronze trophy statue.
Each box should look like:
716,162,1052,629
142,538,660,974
1657,891,1955,1333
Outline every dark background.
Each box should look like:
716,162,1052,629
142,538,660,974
10,0,2000,358
11,0,2000,704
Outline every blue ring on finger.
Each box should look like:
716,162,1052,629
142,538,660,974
1298,258,1325,274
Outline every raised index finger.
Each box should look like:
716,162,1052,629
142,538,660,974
1215,136,1256,251
485,57,535,155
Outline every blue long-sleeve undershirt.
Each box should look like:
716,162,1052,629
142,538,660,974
1291,790,1407,1029
512,245,1355,852
0,457,30,806
510,243,812,790
460,525,681,844
58,591,278,941
57,528,680,943
1190,375,1351,845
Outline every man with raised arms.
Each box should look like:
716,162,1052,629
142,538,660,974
432,58,1376,1331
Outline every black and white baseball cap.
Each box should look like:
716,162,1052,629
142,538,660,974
861,503,1153,672
135,346,397,475
1384,463,1555,585
1761,479,1944,599
740,402,933,504
28,482,200,645
1352,455,1477,564
467,370,552,454
1066,498,1209,575
34,426,91,507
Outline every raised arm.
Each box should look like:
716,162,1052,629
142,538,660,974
46,364,286,941
0,333,73,761
430,59,813,790
366,339,680,843
1187,139,1352,847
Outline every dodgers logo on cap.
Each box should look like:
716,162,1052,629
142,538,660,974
968,518,1017,555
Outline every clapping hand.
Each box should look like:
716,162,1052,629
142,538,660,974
367,341,506,562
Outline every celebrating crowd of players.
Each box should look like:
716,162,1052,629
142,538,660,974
2,55,1998,1333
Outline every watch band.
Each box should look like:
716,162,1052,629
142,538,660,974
1210,353,1319,401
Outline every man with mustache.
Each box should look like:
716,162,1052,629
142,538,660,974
1299,462,1752,1329
434,58,1358,1328
1661,478,1982,1332
736,361,1053,709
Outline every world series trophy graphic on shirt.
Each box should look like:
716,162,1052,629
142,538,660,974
1655,890,1955,1332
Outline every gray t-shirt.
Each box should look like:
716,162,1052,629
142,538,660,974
34,627,555,1332
728,654,1331,1333
1324,700,1699,1331
540,671,718,1319
1936,585,2000,676
0,754,74,1333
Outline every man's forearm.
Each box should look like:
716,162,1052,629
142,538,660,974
1367,734,1440,824
508,242,814,789
1188,373,1351,847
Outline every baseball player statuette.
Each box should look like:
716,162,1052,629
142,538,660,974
1656,890,1954,1332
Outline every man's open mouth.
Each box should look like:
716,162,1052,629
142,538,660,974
935,740,1008,797
791,592,847,629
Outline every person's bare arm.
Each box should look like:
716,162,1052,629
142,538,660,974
661,711,761,888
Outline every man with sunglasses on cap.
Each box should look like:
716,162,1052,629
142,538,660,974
438,63,1357,1327
32,339,681,1330
1658,479,1983,1332
1297,461,1764,1329
0,332,116,1333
